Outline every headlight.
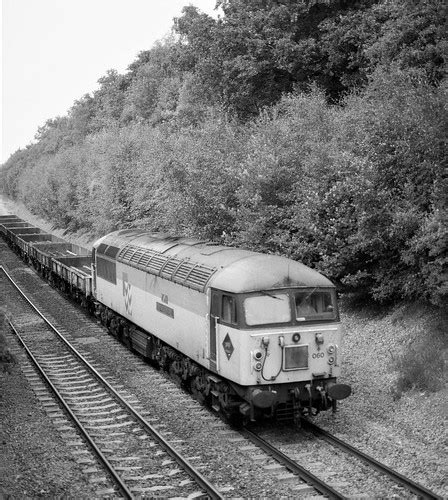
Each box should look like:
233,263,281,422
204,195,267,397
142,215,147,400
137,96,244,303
292,333,301,343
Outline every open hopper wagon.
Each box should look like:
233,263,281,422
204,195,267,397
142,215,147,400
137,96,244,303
32,241,93,298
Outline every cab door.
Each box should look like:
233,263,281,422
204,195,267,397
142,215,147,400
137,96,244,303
209,290,220,372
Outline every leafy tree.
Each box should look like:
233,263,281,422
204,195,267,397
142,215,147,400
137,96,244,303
365,0,447,84
1,0,446,308
122,39,181,123
318,0,447,95
322,66,448,304
68,94,97,142
90,69,129,130
174,1,378,116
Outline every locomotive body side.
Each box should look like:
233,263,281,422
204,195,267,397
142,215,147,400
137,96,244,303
95,256,210,368
92,231,351,418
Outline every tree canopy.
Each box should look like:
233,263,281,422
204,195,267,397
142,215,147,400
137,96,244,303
1,0,447,306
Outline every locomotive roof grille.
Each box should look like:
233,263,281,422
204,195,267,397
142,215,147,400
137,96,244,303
119,246,136,261
129,248,145,264
173,262,193,281
160,258,181,277
116,244,216,292
184,266,215,287
138,251,156,267
147,254,169,273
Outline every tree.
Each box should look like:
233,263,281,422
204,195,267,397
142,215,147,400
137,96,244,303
174,1,379,117
90,70,129,130
68,94,96,142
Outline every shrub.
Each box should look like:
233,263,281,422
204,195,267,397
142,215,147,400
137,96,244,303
392,336,445,397
0,312,15,371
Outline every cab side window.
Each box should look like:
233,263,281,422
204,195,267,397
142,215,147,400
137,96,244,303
222,295,237,325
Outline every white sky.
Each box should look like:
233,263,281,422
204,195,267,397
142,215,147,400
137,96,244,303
1,0,218,164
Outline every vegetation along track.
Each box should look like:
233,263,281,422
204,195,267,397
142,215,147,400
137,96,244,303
1,265,223,499
242,422,443,499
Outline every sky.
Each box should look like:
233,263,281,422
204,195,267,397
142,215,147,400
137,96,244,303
1,0,218,164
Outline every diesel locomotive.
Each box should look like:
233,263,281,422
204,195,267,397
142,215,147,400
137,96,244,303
1,215,351,422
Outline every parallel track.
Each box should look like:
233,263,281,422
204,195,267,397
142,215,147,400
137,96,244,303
241,422,442,499
1,265,223,499
240,427,345,499
300,418,442,500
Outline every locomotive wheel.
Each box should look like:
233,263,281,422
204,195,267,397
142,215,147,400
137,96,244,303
123,335,132,350
189,374,206,403
108,317,119,337
146,337,159,364
169,359,183,387
157,347,169,371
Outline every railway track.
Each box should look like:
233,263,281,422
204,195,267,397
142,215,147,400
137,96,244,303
240,427,344,498
300,418,442,499
1,265,223,499
240,423,443,499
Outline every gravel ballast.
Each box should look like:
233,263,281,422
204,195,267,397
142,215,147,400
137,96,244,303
0,331,99,498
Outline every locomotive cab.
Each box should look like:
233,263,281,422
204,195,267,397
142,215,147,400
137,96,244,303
208,283,351,419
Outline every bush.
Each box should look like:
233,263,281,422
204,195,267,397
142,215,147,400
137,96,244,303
0,312,15,372
392,336,445,398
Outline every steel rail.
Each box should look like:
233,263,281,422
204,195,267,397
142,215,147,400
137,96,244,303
7,320,134,499
301,418,443,500
1,265,224,500
241,428,346,499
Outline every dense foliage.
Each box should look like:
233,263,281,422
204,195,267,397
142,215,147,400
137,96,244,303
1,0,447,306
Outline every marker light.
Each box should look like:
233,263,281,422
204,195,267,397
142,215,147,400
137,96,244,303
253,350,263,360
292,333,301,343
327,344,335,354
254,362,262,371
315,333,324,344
